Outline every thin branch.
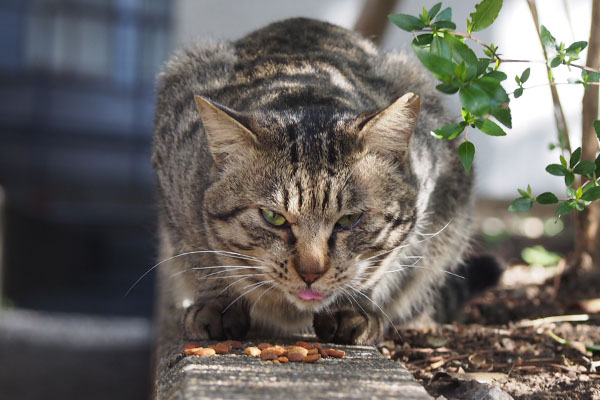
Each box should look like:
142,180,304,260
416,29,600,73
509,81,600,96
526,0,572,153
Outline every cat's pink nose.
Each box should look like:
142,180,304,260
297,271,323,285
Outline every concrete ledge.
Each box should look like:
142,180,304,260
157,339,432,400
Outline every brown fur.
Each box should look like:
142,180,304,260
152,18,474,344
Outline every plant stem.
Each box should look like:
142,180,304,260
526,0,572,153
576,0,600,265
509,82,600,96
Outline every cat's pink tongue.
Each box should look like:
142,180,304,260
297,289,324,301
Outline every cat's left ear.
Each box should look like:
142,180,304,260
194,95,258,168
357,92,421,160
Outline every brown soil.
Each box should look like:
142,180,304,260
383,263,600,399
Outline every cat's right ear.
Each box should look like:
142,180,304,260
194,95,258,168
357,92,421,161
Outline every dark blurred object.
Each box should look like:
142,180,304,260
0,0,172,316
354,0,399,45
0,308,151,400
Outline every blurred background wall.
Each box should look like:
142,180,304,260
0,0,592,398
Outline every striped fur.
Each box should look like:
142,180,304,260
153,18,480,344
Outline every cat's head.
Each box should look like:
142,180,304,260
194,93,421,312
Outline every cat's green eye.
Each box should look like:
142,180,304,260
336,213,362,229
261,209,287,226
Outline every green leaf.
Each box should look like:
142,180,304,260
570,147,582,168
435,7,452,22
460,77,509,116
521,245,561,266
517,188,529,198
444,33,478,66
432,20,457,30
550,55,562,68
594,120,600,140
431,35,452,59
596,153,600,176
476,59,490,75
509,197,534,212
431,122,467,139
414,34,434,46
541,25,557,50
469,0,503,32
486,70,507,81
389,14,426,31
412,39,457,79
514,87,523,98
436,82,460,94
560,155,568,168
455,61,467,81
565,41,587,57
520,67,531,83
546,164,568,176
491,107,512,129
556,200,577,216
536,192,559,204
581,186,600,201
428,2,442,19
458,140,475,173
476,77,510,104
565,172,575,186
460,84,491,115
475,118,506,136
586,72,600,82
567,187,576,199
573,160,597,178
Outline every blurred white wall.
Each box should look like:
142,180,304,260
173,0,595,200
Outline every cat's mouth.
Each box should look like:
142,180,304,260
297,289,324,301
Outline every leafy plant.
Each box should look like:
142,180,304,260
389,0,600,221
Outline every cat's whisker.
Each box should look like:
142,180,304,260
169,265,268,280
217,275,257,296
222,280,274,314
125,249,265,297
249,284,277,314
353,220,452,268
364,256,423,269
384,265,465,279
346,284,401,340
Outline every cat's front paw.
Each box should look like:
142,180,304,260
313,308,384,345
183,301,250,340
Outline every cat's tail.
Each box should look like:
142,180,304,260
433,255,505,323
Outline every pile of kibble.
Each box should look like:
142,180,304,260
183,340,345,364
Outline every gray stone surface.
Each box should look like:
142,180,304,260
157,340,433,400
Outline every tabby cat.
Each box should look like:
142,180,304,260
152,18,500,344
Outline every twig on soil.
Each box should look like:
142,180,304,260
547,329,600,353
515,314,589,328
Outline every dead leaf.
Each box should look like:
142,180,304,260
468,353,487,368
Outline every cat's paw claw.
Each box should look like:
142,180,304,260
314,309,384,345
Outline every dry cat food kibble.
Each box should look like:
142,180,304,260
182,341,345,363
244,346,261,357
184,346,217,357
